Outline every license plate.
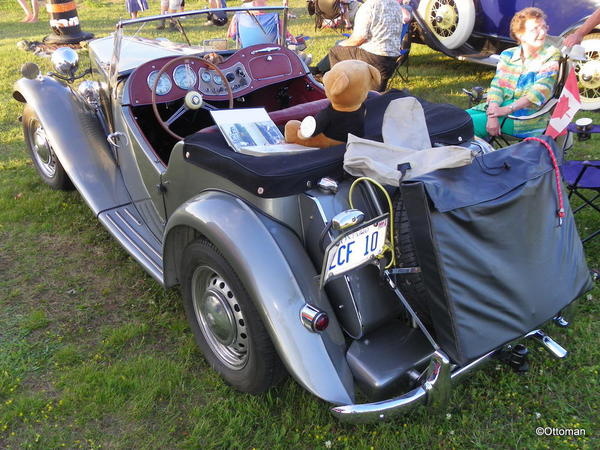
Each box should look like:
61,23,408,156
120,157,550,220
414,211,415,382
321,215,389,287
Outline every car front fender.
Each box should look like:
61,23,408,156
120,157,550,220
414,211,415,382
14,76,131,214
164,190,355,405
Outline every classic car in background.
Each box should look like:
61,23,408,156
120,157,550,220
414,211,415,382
13,7,593,422
414,0,600,110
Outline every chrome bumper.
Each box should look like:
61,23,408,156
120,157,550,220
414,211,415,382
331,349,493,423
331,327,569,423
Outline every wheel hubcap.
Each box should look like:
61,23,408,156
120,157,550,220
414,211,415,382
429,1,458,38
30,121,57,178
191,266,249,370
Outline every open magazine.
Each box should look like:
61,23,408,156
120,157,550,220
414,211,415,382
210,108,318,156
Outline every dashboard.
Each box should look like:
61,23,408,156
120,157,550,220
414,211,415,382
126,43,309,106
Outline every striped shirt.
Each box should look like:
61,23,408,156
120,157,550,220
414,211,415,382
474,43,560,138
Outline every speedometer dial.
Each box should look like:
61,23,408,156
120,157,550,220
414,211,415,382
147,70,172,96
173,64,197,90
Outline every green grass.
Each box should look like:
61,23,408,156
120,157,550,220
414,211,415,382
0,1,599,448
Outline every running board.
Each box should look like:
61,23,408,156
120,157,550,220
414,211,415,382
98,204,164,284
456,54,499,67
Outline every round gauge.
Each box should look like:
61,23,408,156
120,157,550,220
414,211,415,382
200,70,212,83
173,64,197,90
147,70,172,96
212,73,223,85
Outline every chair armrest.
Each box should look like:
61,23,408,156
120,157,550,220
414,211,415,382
508,98,558,121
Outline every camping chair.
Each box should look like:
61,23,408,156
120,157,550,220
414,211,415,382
485,53,571,150
464,44,582,153
393,21,412,83
234,12,281,48
560,122,600,244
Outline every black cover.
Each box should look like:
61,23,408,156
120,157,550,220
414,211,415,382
183,90,474,198
364,89,474,145
183,132,346,198
400,137,592,365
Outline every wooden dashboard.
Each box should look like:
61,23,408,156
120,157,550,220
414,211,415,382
126,43,309,106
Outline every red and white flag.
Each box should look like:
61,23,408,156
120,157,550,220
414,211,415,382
545,68,581,138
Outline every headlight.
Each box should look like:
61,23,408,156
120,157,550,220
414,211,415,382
51,47,79,77
78,80,100,105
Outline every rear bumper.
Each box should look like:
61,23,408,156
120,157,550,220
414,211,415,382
332,323,572,423
331,349,495,423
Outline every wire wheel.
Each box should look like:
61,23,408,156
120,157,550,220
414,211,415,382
417,0,475,50
575,33,600,111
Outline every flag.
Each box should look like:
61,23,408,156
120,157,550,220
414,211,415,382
545,67,581,139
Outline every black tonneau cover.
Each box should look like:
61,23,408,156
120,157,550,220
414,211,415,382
183,90,473,198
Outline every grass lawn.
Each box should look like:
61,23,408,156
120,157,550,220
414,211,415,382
0,1,598,448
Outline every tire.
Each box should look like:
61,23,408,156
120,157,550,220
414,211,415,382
392,192,434,331
180,239,286,393
22,104,74,190
417,0,475,50
575,33,600,111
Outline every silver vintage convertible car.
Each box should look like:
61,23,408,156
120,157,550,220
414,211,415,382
14,7,593,422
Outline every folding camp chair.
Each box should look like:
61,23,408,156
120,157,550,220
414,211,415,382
234,12,280,48
561,157,600,244
393,21,412,82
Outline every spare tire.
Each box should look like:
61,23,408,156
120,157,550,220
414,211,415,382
417,0,475,50
392,191,435,332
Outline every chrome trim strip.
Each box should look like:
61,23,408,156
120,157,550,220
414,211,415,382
99,210,163,283
114,209,162,259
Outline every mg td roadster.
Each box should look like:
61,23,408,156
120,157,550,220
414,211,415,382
13,7,593,422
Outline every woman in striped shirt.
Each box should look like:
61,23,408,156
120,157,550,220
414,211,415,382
467,7,560,139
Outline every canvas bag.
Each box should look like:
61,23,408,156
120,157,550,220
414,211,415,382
344,97,473,186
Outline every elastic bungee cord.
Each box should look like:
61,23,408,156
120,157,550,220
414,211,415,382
523,137,565,225
348,177,396,268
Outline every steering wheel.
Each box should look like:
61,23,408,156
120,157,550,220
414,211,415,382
151,55,234,140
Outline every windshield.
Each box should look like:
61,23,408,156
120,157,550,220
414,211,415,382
106,7,289,75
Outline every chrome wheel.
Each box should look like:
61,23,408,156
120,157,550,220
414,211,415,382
22,105,73,190
576,33,600,111
29,118,57,179
191,266,249,370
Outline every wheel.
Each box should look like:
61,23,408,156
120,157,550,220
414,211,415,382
22,104,73,190
575,33,600,111
180,239,286,393
417,0,475,50
392,192,434,331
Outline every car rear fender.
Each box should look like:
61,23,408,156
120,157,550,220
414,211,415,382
13,76,131,214
164,190,355,405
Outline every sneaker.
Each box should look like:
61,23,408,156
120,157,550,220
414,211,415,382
156,19,166,30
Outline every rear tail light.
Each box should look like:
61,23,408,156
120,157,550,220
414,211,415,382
300,304,329,332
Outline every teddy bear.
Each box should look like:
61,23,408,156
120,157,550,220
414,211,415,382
284,59,381,148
